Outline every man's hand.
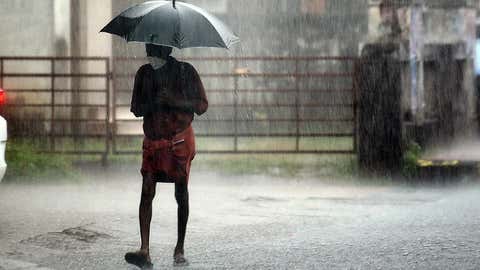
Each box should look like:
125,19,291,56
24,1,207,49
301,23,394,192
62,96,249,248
155,88,174,104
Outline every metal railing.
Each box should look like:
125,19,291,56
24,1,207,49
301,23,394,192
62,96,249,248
0,57,110,161
0,56,357,157
112,56,357,154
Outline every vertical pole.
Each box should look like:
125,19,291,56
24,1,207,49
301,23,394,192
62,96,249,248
295,59,300,151
233,63,239,152
111,57,117,154
50,59,55,152
409,1,424,124
103,58,110,166
70,1,82,149
352,59,358,154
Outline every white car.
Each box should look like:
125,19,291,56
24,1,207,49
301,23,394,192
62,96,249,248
0,88,7,182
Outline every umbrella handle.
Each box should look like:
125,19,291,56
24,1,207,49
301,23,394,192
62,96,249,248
172,0,176,8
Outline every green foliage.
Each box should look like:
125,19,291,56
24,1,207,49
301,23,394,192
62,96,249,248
193,154,358,178
402,141,422,178
3,140,79,183
1,136,360,182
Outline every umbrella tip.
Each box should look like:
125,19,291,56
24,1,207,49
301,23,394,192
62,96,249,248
173,0,176,8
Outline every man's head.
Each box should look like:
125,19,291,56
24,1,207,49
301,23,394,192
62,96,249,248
145,44,173,59
378,0,402,37
379,0,396,24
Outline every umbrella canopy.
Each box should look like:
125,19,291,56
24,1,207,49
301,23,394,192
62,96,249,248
101,0,239,49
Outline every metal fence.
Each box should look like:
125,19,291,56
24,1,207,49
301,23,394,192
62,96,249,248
0,56,357,157
0,57,110,161
112,56,357,155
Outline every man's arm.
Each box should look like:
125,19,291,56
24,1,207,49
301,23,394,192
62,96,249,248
189,65,208,116
178,64,208,115
167,63,208,115
130,67,148,117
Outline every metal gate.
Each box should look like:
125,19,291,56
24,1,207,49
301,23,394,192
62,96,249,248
0,56,356,157
112,56,357,155
0,57,110,160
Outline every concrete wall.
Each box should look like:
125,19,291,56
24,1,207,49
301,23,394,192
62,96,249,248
0,0,55,56
0,0,112,58
0,0,113,134
86,1,112,57
362,0,478,151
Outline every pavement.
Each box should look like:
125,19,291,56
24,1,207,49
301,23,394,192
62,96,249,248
1,166,480,270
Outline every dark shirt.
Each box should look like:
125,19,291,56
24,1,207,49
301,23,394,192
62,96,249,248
131,57,208,140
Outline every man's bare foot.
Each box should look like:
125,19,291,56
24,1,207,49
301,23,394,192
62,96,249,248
125,250,153,269
173,249,189,267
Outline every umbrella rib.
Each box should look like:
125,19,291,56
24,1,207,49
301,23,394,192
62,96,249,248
175,5,183,48
103,1,239,49
178,2,235,48
125,4,168,44
200,14,228,48
127,16,148,41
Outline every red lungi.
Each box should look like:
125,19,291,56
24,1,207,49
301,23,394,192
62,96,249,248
141,126,196,184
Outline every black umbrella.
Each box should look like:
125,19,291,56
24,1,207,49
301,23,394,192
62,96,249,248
101,0,239,49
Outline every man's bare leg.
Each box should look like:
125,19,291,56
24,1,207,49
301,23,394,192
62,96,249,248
174,181,189,265
140,174,157,255
125,173,156,268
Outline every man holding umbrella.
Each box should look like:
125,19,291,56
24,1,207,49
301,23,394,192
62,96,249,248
126,43,207,268
101,0,239,268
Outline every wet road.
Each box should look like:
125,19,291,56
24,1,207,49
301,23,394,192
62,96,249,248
0,168,480,270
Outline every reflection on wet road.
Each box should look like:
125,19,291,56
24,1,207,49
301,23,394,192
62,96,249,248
0,170,479,269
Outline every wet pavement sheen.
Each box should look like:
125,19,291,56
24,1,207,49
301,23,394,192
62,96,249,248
0,170,479,270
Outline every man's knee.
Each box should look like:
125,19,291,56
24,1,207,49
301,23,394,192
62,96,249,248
175,184,189,206
142,186,155,203
141,175,156,203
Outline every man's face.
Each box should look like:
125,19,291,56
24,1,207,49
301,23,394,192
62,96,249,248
146,44,172,59
158,46,173,58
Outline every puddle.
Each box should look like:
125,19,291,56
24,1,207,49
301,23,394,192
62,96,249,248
21,227,111,250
